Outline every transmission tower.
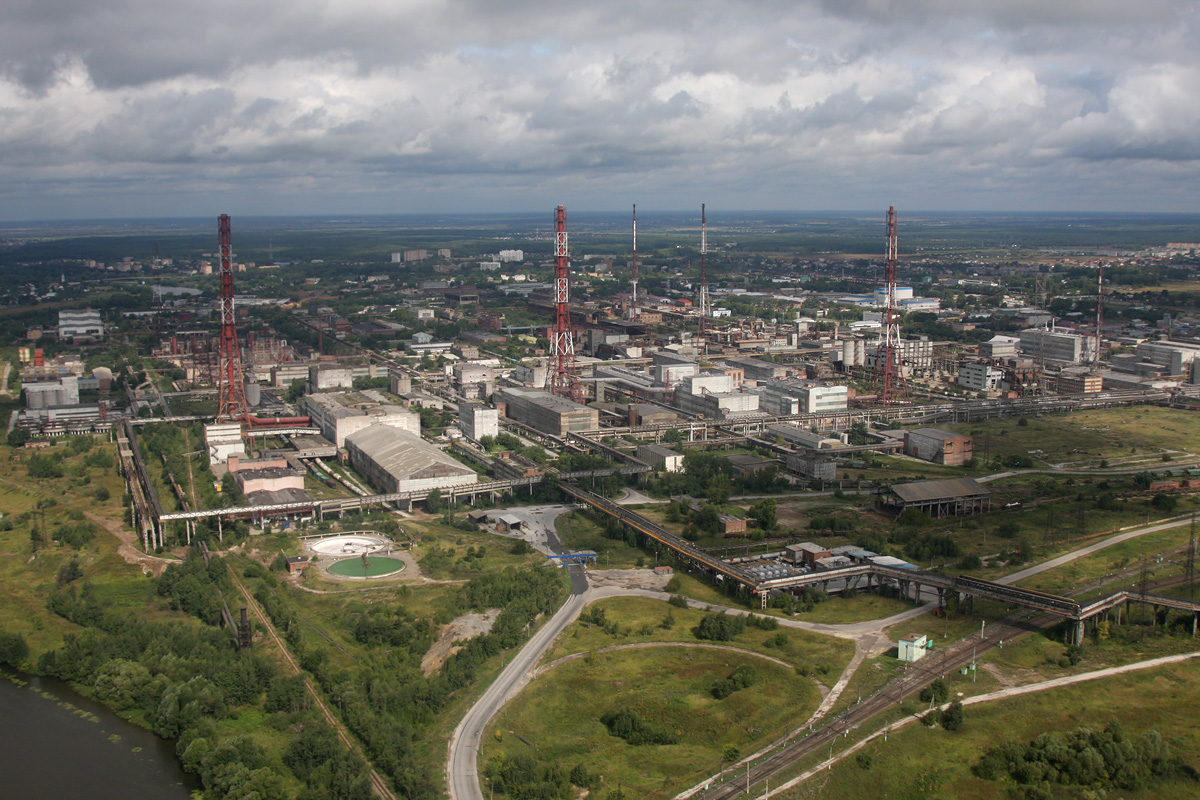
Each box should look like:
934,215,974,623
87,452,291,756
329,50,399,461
1094,264,1104,368
873,206,906,404
698,203,710,335
216,214,248,422
548,206,583,404
627,204,639,320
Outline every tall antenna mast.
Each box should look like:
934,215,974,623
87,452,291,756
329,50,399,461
216,214,248,422
548,206,583,404
874,206,905,404
698,203,710,335
1094,264,1104,368
627,204,639,319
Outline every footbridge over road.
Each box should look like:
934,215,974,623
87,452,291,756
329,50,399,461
561,483,1200,644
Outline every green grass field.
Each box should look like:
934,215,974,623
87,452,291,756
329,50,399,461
485,647,820,799
555,510,647,568
543,596,855,679
327,555,405,577
948,406,1200,465
779,658,1200,800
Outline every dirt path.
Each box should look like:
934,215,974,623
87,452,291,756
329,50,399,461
83,510,179,577
537,641,797,676
770,650,1200,799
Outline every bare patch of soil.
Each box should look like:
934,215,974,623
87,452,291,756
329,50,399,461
422,609,503,676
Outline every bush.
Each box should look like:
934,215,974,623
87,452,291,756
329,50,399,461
668,595,689,609
940,701,964,731
711,665,758,700
694,612,746,642
0,630,29,666
600,708,678,745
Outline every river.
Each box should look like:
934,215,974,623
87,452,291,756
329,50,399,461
0,670,199,799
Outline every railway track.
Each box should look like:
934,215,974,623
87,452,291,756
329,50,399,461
699,572,1198,799
226,566,398,800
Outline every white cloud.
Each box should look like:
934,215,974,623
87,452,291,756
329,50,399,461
0,0,1198,217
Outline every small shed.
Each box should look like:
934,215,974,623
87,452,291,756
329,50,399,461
496,514,523,532
785,542,832,567
898,632,928,663
719,515,748,535
285,556,310,575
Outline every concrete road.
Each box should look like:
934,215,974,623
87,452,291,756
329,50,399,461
447,564,587,800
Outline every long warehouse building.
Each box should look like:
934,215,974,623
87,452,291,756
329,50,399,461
344,425,477,494
493,387,599,436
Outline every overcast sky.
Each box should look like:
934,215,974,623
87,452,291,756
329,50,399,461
2,0,1198,220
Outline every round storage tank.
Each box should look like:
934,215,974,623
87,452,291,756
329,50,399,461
245,380,261,407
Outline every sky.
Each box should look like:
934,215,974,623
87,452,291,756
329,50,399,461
2,0,1199,220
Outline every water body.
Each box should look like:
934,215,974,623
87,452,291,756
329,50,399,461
0,670,198,800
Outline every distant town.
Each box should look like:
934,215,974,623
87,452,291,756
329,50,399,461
3,210,1200,800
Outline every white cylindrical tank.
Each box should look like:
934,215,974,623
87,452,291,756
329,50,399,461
842,340,855,367
245,380,261,407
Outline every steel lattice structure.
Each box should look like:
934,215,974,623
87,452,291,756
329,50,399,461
627,204,639,319
548,206,583,404
698,203,710,335
216,214,248,422
874,206,906,405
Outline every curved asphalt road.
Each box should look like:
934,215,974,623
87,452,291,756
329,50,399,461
447,516,588,800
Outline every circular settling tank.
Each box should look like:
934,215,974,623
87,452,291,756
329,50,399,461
309,534,388,556
327,556,405,578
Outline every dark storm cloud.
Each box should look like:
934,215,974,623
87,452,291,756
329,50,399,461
0,0,1198,217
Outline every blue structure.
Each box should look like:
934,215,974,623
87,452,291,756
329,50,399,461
548,551,598,564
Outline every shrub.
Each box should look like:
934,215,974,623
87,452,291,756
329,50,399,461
694,612,746,642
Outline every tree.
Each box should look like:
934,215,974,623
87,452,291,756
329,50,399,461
706,473,734,505
750,498,778,531
6,428,30,448
425,488,443,513
940,701,964,731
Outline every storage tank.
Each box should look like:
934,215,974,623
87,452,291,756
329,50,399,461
245,380,261,407
842,340,856,367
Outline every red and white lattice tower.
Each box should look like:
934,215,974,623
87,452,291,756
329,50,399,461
626,204,639,319
698,203,710,334
548,206,584,404
874,206,906,405
1094,264,1104,368
216,214,248,422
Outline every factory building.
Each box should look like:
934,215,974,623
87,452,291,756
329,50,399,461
493,387,599,436
308,365,355,392
1018,329,1091,364
344,426,477,494
636,444,684,472
459,403,499,443
58,309,104,340
757,380,848,415
453,364,496,400
724,356,788,382
903,428,973,466
23,376,80,409
301,392,420,447
205,422,246,466
957,362,1004,392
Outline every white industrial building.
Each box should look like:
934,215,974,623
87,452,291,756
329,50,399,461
459,403,499,442
23,376,80,409
344,426,477,495
308,365,355,392
958,362,1004,392
58,309,104,340
301,392,420,447
756,380,848,415
205,422,246,466
1018,329,1092,364
636,443,684,473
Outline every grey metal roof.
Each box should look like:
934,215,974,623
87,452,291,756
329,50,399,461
345,425,476,482
906,428,966,442
890,478,989,503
